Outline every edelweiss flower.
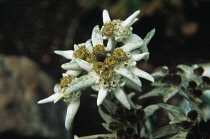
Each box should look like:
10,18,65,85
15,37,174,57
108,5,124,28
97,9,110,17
101,9,140,42
38,9,155,130
38,82,81,130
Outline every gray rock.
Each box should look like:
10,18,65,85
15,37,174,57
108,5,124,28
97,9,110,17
0,55,68,139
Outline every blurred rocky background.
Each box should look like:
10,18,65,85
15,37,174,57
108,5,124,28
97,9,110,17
0,0,210,139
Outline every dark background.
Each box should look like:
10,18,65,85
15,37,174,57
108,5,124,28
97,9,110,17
0,0,210,139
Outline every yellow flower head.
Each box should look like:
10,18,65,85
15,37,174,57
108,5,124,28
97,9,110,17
101,22,115,36
60,75,72,88
104,56,116,67
93,44,106,56
113,48,127,60
73,46,88,60
101,68,114,80
85,53,96,63
93,62,106,73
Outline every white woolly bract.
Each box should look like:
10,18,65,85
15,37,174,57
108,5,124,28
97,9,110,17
65,99,80,130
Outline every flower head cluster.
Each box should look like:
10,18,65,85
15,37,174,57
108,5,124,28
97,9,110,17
139,64,210,104
139,64,210,138
38,9,155,131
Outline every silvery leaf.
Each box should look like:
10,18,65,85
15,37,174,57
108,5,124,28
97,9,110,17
74,133,115,139
123,77,142,92
140,29,155,61
149,124,180,139
177,64,193,76
102,123,111,132
144,104,159,118
128,92,142,110
168,132,188,139
157,103,188,124
102,98,116,114
98,107,112,123
151,66,169,79
189,101,207,122
163,86,179,103
143,29,155,47
138,87,168,99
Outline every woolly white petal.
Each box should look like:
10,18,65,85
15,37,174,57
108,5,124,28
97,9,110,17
130,49,141,54
62,70,82,77
74,44,79,50
113,86,131,109
65,99,80,130
123,33,143,44
54,50,73,60
121,34,143,52
131,67,154,82
129,18,139,26
65,74,97,95
75,58,92,72
105,37,116,52
122,10,140,27
92,25,103,46
85,39,93,52
97,87,108,106
37,93,60,104
102,9,111,23
115,68,142,87
53,84,60,93
131,52,149,61
61,62,81,70
121,42,143,52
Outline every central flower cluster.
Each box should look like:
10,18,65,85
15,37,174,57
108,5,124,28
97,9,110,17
38,9,155,131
